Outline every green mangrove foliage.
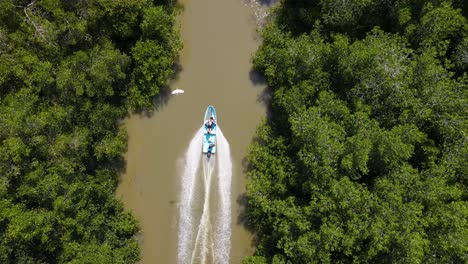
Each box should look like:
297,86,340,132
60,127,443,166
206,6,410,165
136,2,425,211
0,0,181,263
244,0,467,263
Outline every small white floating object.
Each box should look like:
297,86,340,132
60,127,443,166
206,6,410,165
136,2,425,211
171,89,185,95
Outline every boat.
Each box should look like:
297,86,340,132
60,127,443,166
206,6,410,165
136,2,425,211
202,105,217,158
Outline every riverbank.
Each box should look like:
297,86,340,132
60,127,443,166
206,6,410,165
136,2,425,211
116,0,269,262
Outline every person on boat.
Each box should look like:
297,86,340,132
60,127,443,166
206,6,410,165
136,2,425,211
205,116,216,134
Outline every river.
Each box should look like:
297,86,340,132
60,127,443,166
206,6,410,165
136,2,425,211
116,0,269,263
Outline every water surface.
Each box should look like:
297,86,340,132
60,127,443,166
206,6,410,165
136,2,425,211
116,0,267,262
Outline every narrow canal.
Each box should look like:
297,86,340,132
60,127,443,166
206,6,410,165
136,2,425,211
116,0,270,262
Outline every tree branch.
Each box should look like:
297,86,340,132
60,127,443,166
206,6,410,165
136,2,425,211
24,0,46,41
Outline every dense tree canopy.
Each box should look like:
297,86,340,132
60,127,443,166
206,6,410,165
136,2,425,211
244,0,467,263
0,0,181,262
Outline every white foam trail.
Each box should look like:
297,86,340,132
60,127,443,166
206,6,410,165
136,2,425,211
178,128,202,264
215,128,232,264
191,159,215,264
178,126,233,264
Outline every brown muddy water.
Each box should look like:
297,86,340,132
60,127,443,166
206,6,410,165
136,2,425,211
116,0,271,263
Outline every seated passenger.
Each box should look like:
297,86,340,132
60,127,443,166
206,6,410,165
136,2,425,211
205,116,216,134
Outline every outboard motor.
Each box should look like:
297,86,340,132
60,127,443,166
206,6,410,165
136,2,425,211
207,143,215,159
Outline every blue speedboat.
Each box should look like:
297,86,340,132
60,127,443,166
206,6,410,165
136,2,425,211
202,105,217,158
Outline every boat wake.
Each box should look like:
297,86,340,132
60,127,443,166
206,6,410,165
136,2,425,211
178,126,232,264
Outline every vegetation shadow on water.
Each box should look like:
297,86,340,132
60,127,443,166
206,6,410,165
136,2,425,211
234,68,275,250
134,62,184,118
